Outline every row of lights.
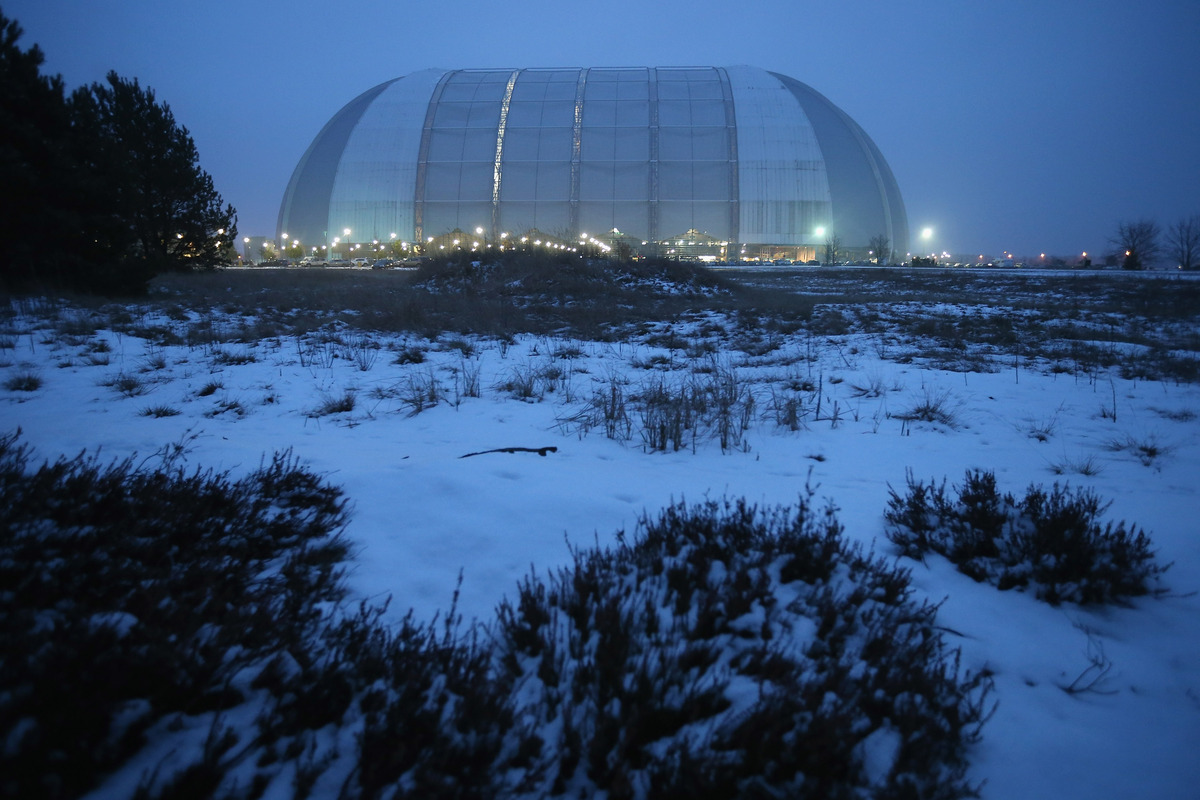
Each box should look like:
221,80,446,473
259,223,1060,262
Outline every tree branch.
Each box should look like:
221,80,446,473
459,446,559,459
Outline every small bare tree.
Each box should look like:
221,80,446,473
823,232,842,265
868,234,890,265
1110,219,1161,270
1165,215,1200,270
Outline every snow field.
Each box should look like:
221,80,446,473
2,302,1199,798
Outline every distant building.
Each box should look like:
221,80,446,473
278,66,908,262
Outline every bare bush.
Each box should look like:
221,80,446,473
896,386,961,427
309,391,357,417
4,370,42,392
401,370,441,415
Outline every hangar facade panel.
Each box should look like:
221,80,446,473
278,66,909,261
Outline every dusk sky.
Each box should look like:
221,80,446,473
7,0,1199,260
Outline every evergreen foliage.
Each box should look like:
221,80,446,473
0,434,994,799
0,13,77,290
0,432,350,798
495,496,993,799
71,73,237,278
0,434,348,796
0,11,236,295
884,469,1170,605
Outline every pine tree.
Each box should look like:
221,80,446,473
71,72,237,281
0,12,77,290
0,9,237,295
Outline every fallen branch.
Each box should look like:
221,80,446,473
459,446,559,459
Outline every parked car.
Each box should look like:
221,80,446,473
371,259,392,270
351,257,370,268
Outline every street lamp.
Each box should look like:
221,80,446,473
919,227,934,264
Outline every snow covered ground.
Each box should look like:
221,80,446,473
2,283,1199,797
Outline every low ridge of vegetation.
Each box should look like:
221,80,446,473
28,262,1175,384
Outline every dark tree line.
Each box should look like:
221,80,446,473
1111,219,1162,271
0,10,236,295
868,233,890,265
1166,216,1199,271
1110,217,1200,271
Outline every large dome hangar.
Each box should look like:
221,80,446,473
278,65,908,263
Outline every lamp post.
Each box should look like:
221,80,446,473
920,227,933,265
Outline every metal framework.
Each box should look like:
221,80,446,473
278,66,909,261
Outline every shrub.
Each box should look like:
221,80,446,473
1105,433,1174,467
495,496,992,798
884,469,1169,604
0,434,351,799
3,371,42,392
441,337,475,358
309,390,357,417
557,376,633,441
0,434,996,799
401,371,441,415
637,375,702,452
496,361,541,400
138,346,168,372
345,603,512,799
196,380,223,397
105,373,149,397
345,335,379,371
205,397,246,418
766,385,809,431
896,387,960,427
139,404,181,418
210,347,256,366
392,345,427,365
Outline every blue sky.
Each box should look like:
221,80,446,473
8,0,1199,259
